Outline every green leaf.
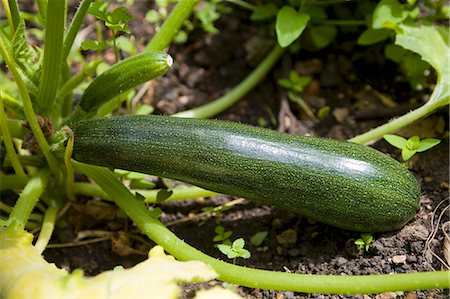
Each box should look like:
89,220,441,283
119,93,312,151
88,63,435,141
232,238,245,250
88,0,108,21
357,28,391,45
276,6,310,48
145,10,161,23
310,25,337,49
406,136,420,150
217,244,234,258
215,225,225,235
223,231,233,240
384,44,406,63
277,78,294,90
156,188,173,203
416,138,441,152
303,6,326,21
238,248,251,259
401,148,416,161
250,4,278,21
81,40,107,51
105,7,134,33
372,0,409,29
12,19,34,64
383,134,407,149
250,231,268,247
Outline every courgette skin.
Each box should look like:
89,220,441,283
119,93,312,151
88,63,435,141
71,115,421,232
77,51,172,113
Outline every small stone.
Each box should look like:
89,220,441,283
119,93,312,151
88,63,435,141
336,257,348,266
392,255,407,264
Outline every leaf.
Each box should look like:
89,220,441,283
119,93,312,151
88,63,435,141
0,226,218,298
357,28,391,45
383,134,407,149
238,248,251,259
215,225,225,235
303,6,327,21
250,4,278,21
310,25,337,49
105,7,134,33
156,188,173,203
406,136,420,150
401,148,416,161
416,138,441,152
12,18,34,64
276,6,310,48
372,0,409,29
81,40,107,51
250,231,268,247
88,0,108,21
232,238,245,250
217,244,234,258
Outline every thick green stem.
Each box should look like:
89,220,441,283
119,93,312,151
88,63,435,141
0,34,61,176
8,169,49,230
349,101,446,145
73,161,450,294
37,0,66,116
72,182,217,203
0,97,27,180
0,175,28,190
146,0,199,51
34,205,59,254
63,0,92,60
173,45,284,119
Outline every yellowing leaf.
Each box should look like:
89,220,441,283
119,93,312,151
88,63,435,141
0,226,218,299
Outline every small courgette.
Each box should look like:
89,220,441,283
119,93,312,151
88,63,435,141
72,51,172,120
71,115,421,232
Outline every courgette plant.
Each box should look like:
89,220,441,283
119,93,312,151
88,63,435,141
0,0,449,297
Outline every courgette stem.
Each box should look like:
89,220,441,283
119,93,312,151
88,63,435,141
34,205,59,254
72,182,217,203
0,97,27,180
36,0,66,116
173,44,284,119
146,0,199,51
73,161,450,294
349,97,449,144
62,0,92,60
0,27,61,177
8,169,49,230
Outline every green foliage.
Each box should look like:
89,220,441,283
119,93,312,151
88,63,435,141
217,238,251,261
384,134,441,161
278,70,311,93
213,225,233,243
276,6,310,48
354,233,373,252
250,231,268,252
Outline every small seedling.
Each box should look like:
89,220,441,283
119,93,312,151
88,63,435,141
213,225,232,244
355,233,374,252
383,134,441,161
217,238,251,264
277,70,311,94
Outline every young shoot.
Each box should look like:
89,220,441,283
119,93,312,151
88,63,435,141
217,238,251,264
355,233,374,252
383,134,441,161
213,225,233,244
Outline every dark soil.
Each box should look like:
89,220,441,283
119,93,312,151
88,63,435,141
43,2,449,298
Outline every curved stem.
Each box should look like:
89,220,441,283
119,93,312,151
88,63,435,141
0,27,61,176
0,97,27,180
34,205,59,254
349,101,445,145
146,0,199,52
73,161,450,294
9,169,49,229
63,0,92,60
173,44,284,119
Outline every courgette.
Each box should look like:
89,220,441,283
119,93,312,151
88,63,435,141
72,51,172,120
71,115,421,232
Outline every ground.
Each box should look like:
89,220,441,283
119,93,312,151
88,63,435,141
43,2,449,298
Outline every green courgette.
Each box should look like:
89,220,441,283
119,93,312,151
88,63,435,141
71,115,421,232
72,51,172,120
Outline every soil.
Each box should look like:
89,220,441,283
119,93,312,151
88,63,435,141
41,2,449,299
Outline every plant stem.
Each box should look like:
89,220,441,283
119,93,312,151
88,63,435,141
318,19,367,26
0,175,28,190
226,0,256,11
173,44,284,119
146,0,199,51
73,162,450,294
2,0,20,35
349,101,446,144
0,97,27,180
37,0,66,116
34,205,59,254
72,182,217,203
9,169,49,230
0,30,61,177
63,0,92,60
